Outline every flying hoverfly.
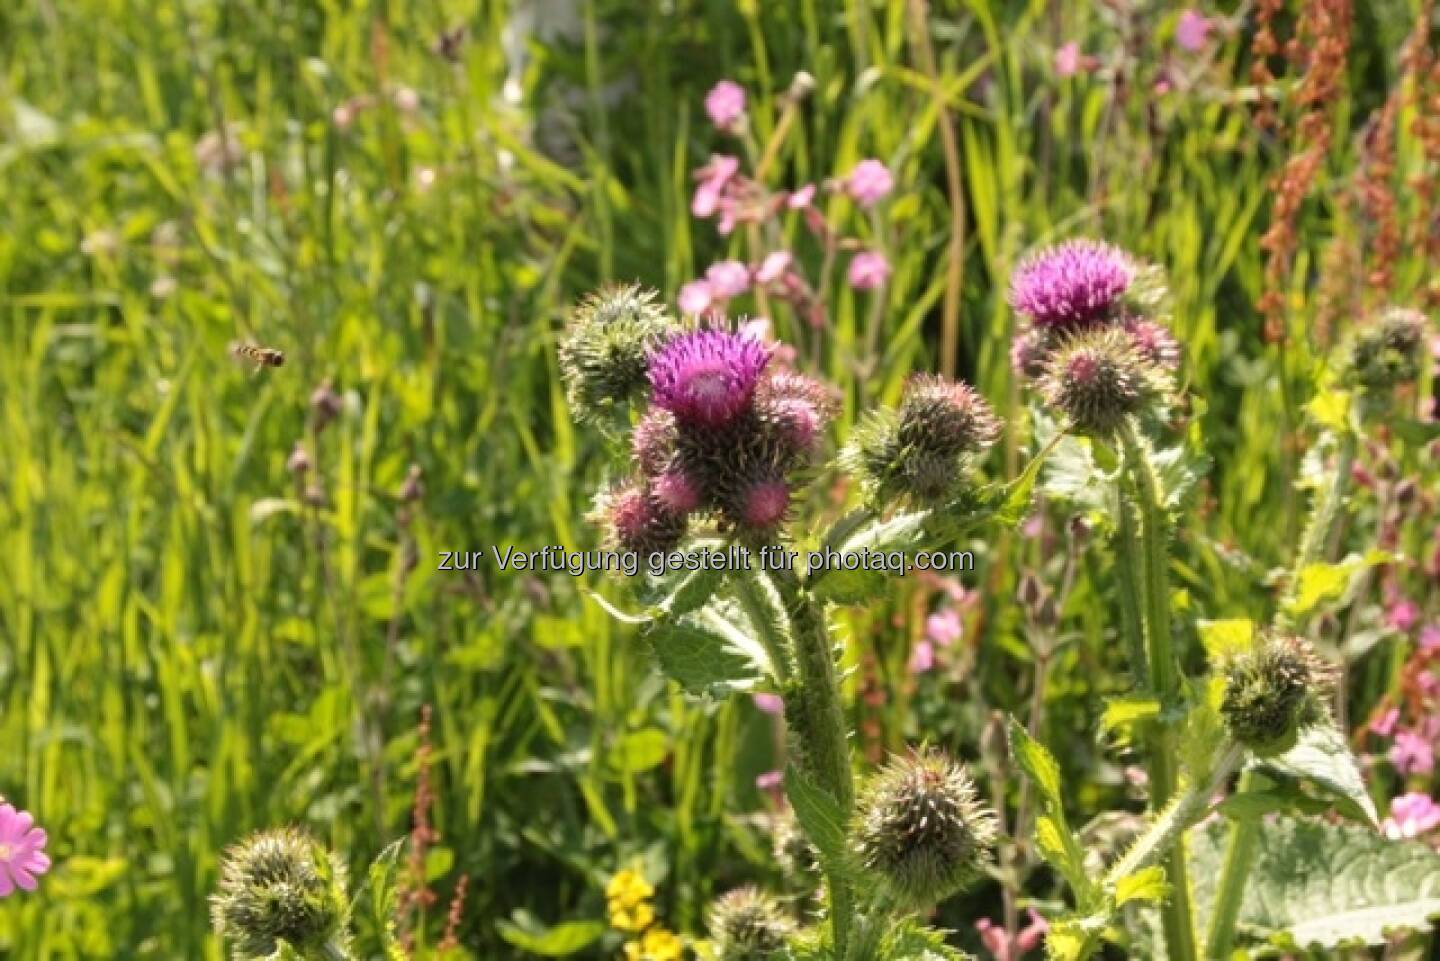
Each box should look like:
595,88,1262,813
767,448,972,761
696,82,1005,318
229,341,285,372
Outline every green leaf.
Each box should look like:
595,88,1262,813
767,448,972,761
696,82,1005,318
360,838,405,956
1100,695,1162,735
496,918,606,956
1190,817,1440,949
1044,916,1106,961
783,764,850,870
1114,865,1169,906
642,600,772,695
807,509,928,605
1010,719,1098,907
993,433,1057,527
1305,388,1352,433
1008,720,1062,807
1196,618,1254,661
651,565,725,619
1253,721,1379,827
882,919,977,961
1285,550,1392,619
607,727,669,773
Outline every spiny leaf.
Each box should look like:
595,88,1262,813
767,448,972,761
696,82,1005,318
1252,720,1379,827
643,600,772,695
1190,817,1440,949
806,509,928,604
1100,694,1162,735
783,764,850,872
1114,865,1169,907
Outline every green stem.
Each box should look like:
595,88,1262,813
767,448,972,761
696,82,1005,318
1209,425,1357,958
1117,419,1197,961
1113,491,1150,691
732,569,794,685
770,565,855,957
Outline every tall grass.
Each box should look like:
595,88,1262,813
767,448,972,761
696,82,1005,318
0,0,1435,957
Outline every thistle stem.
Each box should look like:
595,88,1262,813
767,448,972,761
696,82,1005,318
1117,418,1197,961
1209,425,1357,958
770,564,855,956
1113,492,1150,691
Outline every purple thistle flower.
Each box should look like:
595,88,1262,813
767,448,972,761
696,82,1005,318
608,484,687,555
648,329,771,428
1120,315,1182,370
736,478,790,530
1009,239,1136,329
653,468,702,515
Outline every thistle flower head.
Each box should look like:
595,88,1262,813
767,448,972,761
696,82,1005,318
1009,326,1052,380
632,408,680,475
1009,240,1136,329
754,371,834,460
1038,327,1171,435
1120,315,1182,371
708,886,794,961
851,748,997,908
842,376,999,504
648,328,771,427
210,828,349,961
560,285,675,420
602,483,687,555
728,477,791,536
652,468,703,515
1220,635,1336,756
1344,307,1428,392
897,375,1002,457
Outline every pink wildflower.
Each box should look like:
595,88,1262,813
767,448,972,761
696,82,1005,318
925,609,963,647
704,80,747,131
1176,10,1213,51
692,155,741,218
705,260,752,299
1371,707,1401,738
756,251,793,285
1420,624,1440,652
787,184,816,209
1388,599,1420,632
755,769,783,791
1054,42,1081,78
752,693,784,716
909,639,935,674
844,159,894,208
0,803,50,897
1390,729,1436,776
1383,792,1440,839
976,909,1048,960
848,251,891,290
678,281,713,315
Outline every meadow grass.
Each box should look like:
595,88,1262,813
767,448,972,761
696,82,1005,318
1,0,1436,957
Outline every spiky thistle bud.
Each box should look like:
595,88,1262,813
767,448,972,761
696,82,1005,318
1009,239,1136,330
1220,635,1337,756
851,748,997,909
1009,325,1052,380
632,408,680,475
1038,327,1171,435
599,483,687,555
210,828,351,961
754,370,834,462
1344,307,1427,392
725,476,791,539
708,886,795,961
842,376,999,504
559,285,675,420
1119,315,1181,371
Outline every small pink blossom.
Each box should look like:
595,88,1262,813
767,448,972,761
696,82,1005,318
752,693,784,715
705,260,752,299
976,909,1048,961
692,154,741,218
678,281,713,315
1176,10,1214,52
1420,624,1440,652
0,804,50,897
848,251,891,290
1371,707,1401,738
909,639,935,674
1383,792,1440,839
705,80,747,131
1054,42,1081,78
1390,729,1436,776
787,184,816,209
756,251,793,285
1388,599,1421,632
755,769,783,791
926,609,963,647
844,159,894,208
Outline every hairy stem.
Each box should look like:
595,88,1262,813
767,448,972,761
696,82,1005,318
1117,418,1197,961
1113,491,1150,691
1209,425,1357,958
770,565,854,955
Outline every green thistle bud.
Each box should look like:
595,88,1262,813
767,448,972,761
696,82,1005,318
210,828,351,961
1220,635,1336,756
1343,307,1427,393
851,748,997,909
842,376,999,504
708,886,794,961
1038,326,1171,435
559,284,675,420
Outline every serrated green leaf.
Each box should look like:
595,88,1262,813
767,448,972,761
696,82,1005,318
1008,720,1062,808
1100,695,1162,734
1114,865,1169,906
1190,817,1440,949
643,600,771,694
807,510,928,604
1285,551,1393,619
1306,388,1352,433
360,838,405,956
783,764,850,870
496,918,606,956
607,727,669,773
1044,916,1105,961
1253,721,1379,827
1196,618,1254,660
883,919,977,961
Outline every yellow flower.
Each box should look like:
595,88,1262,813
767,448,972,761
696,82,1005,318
622,926,685,961
608,897,655,933
606,868,656,909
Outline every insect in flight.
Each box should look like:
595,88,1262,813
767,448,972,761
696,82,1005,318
229,341,285,372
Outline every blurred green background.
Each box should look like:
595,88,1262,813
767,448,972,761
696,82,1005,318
1,0,1436,957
